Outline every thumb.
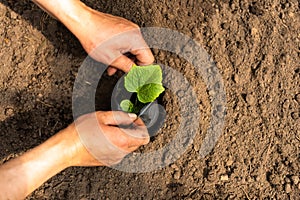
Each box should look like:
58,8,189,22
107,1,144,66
97,111,137,126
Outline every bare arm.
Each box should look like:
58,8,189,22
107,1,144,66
0,111,149,199
0,129,76,199
32,0,154,75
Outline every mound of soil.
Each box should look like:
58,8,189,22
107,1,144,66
0,0,299,199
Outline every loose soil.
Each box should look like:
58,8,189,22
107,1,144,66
0,0,299,199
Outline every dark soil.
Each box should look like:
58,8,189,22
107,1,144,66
0,0,299,199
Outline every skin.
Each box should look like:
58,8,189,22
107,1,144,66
0,111,149,199
33,0,154,75
0,0,153,199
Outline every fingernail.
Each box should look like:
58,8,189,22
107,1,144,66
128,113,137,120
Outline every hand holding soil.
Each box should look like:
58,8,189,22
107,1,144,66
33,0,154,75
0,111,149,199
73,111,149,166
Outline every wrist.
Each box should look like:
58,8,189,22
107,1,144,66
60,123,104,167
56,0,91,30
55,0,96,39
55,125,84,167
32,0,93,36
38,128,77,169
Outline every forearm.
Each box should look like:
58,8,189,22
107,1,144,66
0,129,74,199
0,111,148,199
32,0,92,36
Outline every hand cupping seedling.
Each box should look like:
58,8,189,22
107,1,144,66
120,65,165,113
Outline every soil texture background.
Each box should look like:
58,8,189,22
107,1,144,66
0,0,300,199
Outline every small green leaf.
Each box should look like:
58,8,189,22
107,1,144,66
124,65,163,93
124,64,165,104
137,83,165,103
120,99,134,112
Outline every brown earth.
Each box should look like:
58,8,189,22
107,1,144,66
0,0,300,199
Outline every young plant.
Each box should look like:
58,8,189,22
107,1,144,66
120,64,165,113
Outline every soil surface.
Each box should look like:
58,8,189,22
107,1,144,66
1,0,300,199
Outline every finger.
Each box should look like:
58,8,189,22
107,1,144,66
107,67,117,76
120,118,150,142
131,48,154,66
103,125,149,153
121,125,150,147
97,111,137,126
110,55,135,73
132,117,146,127
129,34,154,65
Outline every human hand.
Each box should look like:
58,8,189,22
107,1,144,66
66,111,149,167
70,3,154,75
32,0,154,75
0,111,148,199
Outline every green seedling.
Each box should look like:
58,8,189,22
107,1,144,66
120,64,165,113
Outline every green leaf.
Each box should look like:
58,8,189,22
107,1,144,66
124,65,165,104
137,83,165,103
120,99,134,113
124,65,163,93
